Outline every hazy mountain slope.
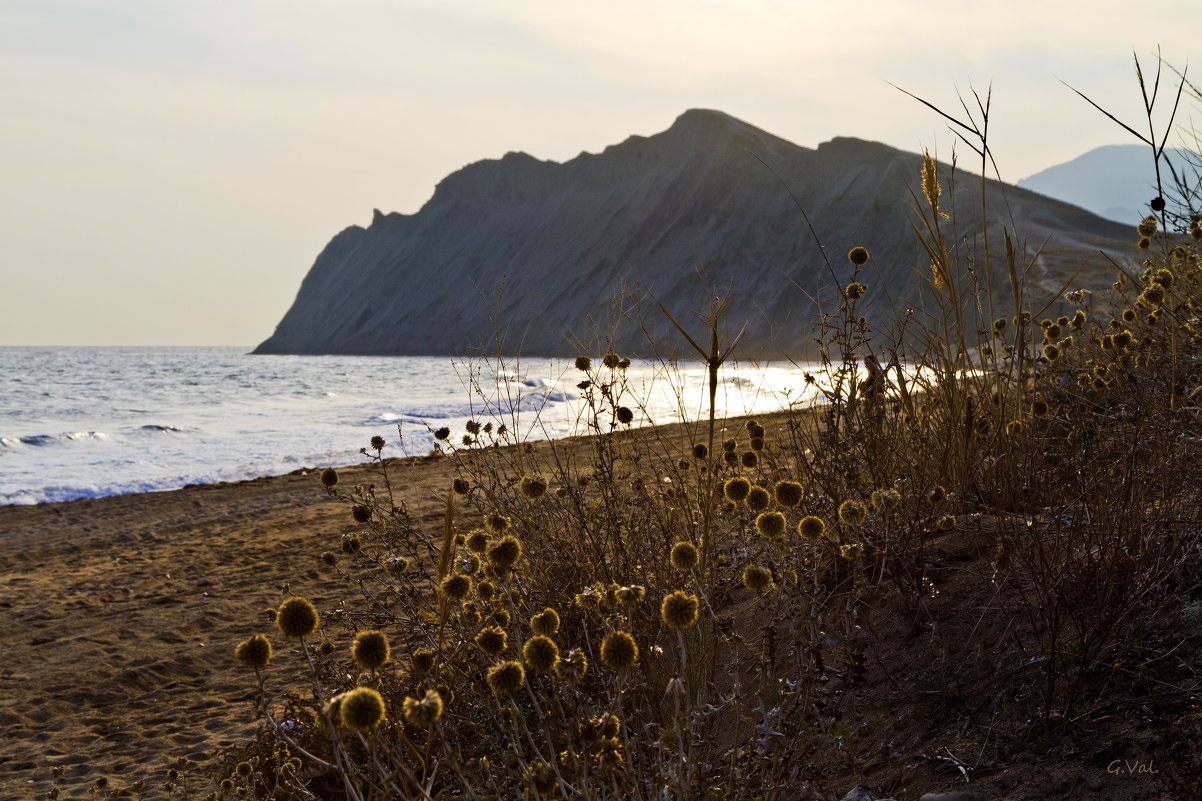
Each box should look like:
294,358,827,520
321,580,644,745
1018,143,1200,225
256,110,1135,359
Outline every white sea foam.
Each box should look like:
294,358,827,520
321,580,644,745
0,347,825,506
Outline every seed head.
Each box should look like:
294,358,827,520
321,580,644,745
531,607,560,636
440,572,473,603
839,543,863,561
520,475,548,500
692,443,709,460
742,566,775,597
741,450,759,468
276,597,319,639
670,541,699,571
723,476,752,502
475,626,507,655
600,630,639,670
616,406,634,425
235,634,272,669
797,515,826,539
403,688,443,727
848,246,870,266
745,486,771,512
603,351,621,369
385,554,409,576
660,590,700,629
487,535,523,572
523,635,560,672
351,630,390,671
339,687,386,731
370,435,386,451
412,647,436,674
452,477,470,494
575,356,592,371
845,281,867,301
320,468,338,488
774,480,803,507
755,511,787,538
838,500,867,527
871,488,901,512
352,504,372,523
557,648,588,683
485,511,511,532
487,660,526,694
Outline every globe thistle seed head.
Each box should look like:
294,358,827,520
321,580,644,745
616,406,634,425
341,533,361,554
403,689,443,728
523,635,560,672
1140,285,1165,307
487,660,526,694
602,351,622,369
485,511,511,532
845,281,867,301
755,511,787,538
433,426,451,441
351,504,372,523
660,590,700,629
746,486,771,512
871,488,902,512
848,246,870,266
370,435,386,452
723,476,752,502
276,597,319,639
839,543,863,561
575,356,592,372
1043,322,1062,340
531,607,560,636
351,630,390,671
774,480,804,507
1032,398,1050,418
320,468,339,488
492,609,511,627
465,529,490,554
742,565,773,593
520,475,548,500
235,634,272,670
616,584,645,606
741,450,759,468
475,626,507,655
670,541,699,571
320,550,337,566
724,451,739,466
487,535,523,572
557,648,588,683
837,500,867,527
411,647,436,674
339,687,386,731
1043,344,1061,362
385,554,409,576
452,477,470,495
749,436,765,452
936,514,956,532
1137,215,1158,237
600,630,639,670
692,443,709,460
992,317,1007,334
722,437,738,453
476,579,495,601
465,420,481,436
798,514,827,539
440,572,473,603
745,420,765,438
929,485,947,504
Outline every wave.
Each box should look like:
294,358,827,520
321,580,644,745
139,424,184,433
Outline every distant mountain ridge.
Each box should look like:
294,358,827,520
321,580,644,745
257,110,1136,358
1018,144,1201,225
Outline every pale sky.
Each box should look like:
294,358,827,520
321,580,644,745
2,0,1199,346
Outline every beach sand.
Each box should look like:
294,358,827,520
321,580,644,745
0,419,702,798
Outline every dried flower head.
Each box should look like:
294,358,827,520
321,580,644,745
523,635,560,672
235,634,272,670
557,648,588,683
385,554,409,576
755,511,787,538
351,504,372,523
746,486,771,512
339,687,386,731
403,689,443,727
411,647,436,674
670,541,699,571
839,543,863,561
774,480,804,507
848,246,870,266
487,535,523,572
520,475,548,500
528,607,559,636
871,488,901,512
452,477,470,495
575,356,591,371
465,529,490,554
351,630,390,671
485,511,511,532
440,572,473,603
837,500,867,527
487,660,526,694
320,468,339,488
692,443,709,460
798,515,826,539
660,590,700,629
742,565,773,593
616,406,634,425
845,281,867,301
600,630,639,670
603,351,621,369
723,476,752,503
276,597,319,639
370,435,386,451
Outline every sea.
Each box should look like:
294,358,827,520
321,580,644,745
0,347,822,506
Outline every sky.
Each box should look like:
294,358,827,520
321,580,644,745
2,0,1199,346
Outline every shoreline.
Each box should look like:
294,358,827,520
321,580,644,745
0,409,780,798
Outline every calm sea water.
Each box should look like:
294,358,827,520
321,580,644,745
0,347,819,505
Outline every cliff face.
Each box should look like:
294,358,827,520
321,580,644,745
255,109,1135,358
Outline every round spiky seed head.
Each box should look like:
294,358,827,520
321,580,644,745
1032,398,1050,418
433,426,451,441
745,420,765,438
743,565,773,593
465,530,490,556
557,648,588,683
845,281,866,301
385,554,409,576
276,597,319,639
475,626,507,655
670,541,699,571
1043,344,1060,361
600,630,639,670
755,511,787,538
476,579,495,601
741,450,759,468
341,533,361,554
936,514,956,532
523,635,560,672
692,443,709,460
871,488,902,512
723,476,752,502
487,660,526,694
520,475,548,500
660,590,700,629
774,480,803,507
320,467,339,488
452,477,470,495
603,351,621,369
531,607,560,636
722,437,738,452
839,543,863,561
724,451,738,466
234,761,252,778
411,647,436,674
848,246,870,266
352,504,372,523
403,688,444,728
351,630,390,671
370,435,386,451
235,634,272,669
487,535,523,572
440,572,473,602
616,406,634,424
321,550,337,566
575,356,592,371
838,500,867,527
339,687,386,731
1151,196,1166,212
992,317,1007,334
798,515,826,539
485,511,510,532
749,436,765,452
745,486,771,512
492,608,511,627
929,485,947,504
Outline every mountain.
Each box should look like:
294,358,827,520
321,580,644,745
1018,144,1201,225
256,110,1137,359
